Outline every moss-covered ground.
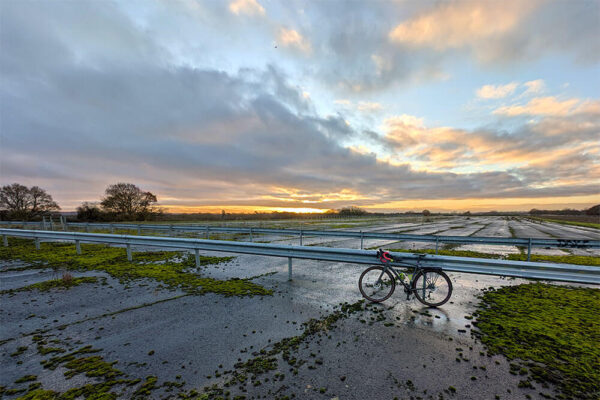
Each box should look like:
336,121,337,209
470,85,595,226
472,283,600,400
0,238,271,297
527,217,600,230
0,277,99,295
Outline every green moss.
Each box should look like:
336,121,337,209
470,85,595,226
0,238,271,297
15,375,37,384
63,356,122,379
507,253,600,267
528,217,600,229
37,346,66,355
22,344,153,399
11,346,28,357
132,376,158,398
473,283,600,399
15,389,59,399
2,277,99,295
192,300,367,399
386,247,600,266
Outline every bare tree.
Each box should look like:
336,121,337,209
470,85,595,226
0,183,60,220
100,183,159,220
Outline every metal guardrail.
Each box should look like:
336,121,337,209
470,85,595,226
1,229,598,285
2,219,599,254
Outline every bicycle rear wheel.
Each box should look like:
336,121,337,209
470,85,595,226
412,269,452,307
359,266,395,303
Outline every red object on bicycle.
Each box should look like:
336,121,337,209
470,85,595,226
379,251,392,263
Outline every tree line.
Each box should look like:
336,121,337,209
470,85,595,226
1,182,598,221
0,182,161,221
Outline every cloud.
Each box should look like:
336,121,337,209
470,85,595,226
381,107,600,195
277,27,311,53
356,102,383,112
523,79,545,95
389,1,532,50
494,96,600,117
228,0,265,16
387,0,599,66
476,82,519,99
0,0,597,211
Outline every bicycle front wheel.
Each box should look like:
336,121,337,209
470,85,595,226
412,269,452,307
359,266,395,303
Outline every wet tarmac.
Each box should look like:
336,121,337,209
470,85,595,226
1,216,597,399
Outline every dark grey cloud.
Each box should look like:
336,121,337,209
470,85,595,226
277,0,600,94
0,0,596,211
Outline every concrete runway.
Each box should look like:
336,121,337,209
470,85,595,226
1,216,597,399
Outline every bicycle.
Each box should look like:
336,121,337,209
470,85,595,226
358,249,453,307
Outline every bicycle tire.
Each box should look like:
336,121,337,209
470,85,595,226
359,266,395,303
412,269,452,307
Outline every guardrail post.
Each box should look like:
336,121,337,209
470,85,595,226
60,215,66,231
288,257,293,281
527,238,532,261
435,237,439,254
3,235,8,247
300,229,303,246
85,223,89,233
126,244,132,261
170,225,174,235
35,238,40,250
75,240,81,255
195,249,200,268
49,217,54,231
42,216,47,230
205,226,209,239
249,228,253,242
137,225,141,235
360,230,364,250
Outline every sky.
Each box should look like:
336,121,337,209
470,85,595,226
1,0,599,213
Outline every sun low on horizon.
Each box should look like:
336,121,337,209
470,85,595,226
1,0,599,213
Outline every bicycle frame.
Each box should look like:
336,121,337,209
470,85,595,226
379,258,437,300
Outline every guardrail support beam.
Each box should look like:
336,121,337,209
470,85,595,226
360,231,364,250
2,235,7,247
527,238,532,261
126,244,132,261
300,230,303,246
35,238,40,250
0,228,598,285
435,237,439,254
195,249,200,268
249,228,253,242
137,225,141,235
75,240,81,255
110,224,114,234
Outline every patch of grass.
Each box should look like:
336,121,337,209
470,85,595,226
0,238,271,297
0,277,99,295
528,217,600,230
473,283,600,399
386,248,599,266
507,253,600,267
